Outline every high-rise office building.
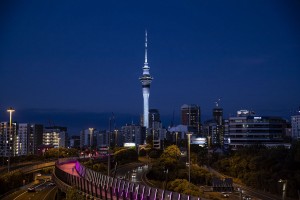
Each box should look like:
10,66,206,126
139,31,153,129
228,110,287,148
16,123,30,156
80,128,95,148
96,130,108,147
69,135,80,148
0,122,17,157
43,126,67,148
149,109,161,128
291,109,300,140
1,123,43,156
29,124,43,154
121,124,146,146
181,104,201,133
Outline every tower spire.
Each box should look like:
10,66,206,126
145,30,148,64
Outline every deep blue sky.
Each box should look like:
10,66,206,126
0,0,300,134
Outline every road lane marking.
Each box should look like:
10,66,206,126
13,191,27,200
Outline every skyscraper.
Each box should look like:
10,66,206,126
139,30,153,128
291,108,300,140
213,100,223,126
181,104,201,133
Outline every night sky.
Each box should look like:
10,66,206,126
0,1,300,134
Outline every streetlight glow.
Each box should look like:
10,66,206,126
278,179,287,200
89,128,94,158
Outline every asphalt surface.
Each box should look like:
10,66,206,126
1,179,57,200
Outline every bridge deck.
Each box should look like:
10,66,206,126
58,162,80,177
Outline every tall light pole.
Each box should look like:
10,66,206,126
175,132,178,146
187,132,192,183
89,128,94,157
152,113,155,148
278,179,287,200
115,129,118,147
7,107,15,173
57,137,61,160
163,168,168,190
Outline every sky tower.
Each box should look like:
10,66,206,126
139,30,153,128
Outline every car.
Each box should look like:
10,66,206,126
222,193,229,198
49,182,55,186
27,187,36,192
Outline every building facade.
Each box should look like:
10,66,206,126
29,124,43,154
0,122,17,157
16,123,30,156
291,113,300,140
96,130,108,147
80,128,96,148
228,110,287,148
121,124,146,146
181,104,201,133
43,126,67,148
0,122,43,157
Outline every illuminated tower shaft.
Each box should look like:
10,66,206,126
139,30,153,128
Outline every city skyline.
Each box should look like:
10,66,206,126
1,1,300,133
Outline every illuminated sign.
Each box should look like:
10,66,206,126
124,143,136,147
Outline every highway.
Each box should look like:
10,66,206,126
1,179,57,200
115,162,285,200
114,162,146,182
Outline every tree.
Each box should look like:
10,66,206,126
159,145,181,170
139,148,147,156
148,149,162,159
167,179,202,197
114,148,138,164
160,145,181,160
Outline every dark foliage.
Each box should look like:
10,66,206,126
212,142,300,198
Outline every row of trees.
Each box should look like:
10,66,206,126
212,142,300,198
146,145,213,197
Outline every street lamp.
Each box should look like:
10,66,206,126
115,129,118,147
237,187,243,200
278,179,287,200
175,132,178,146
89,128,94,157
187,132,192,183
152,113,155,148
7,107,15,173
163,168,169,190
57,137,61,161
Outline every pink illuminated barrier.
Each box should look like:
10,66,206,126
54,160,203,200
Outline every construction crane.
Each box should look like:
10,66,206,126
215,98,221,107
